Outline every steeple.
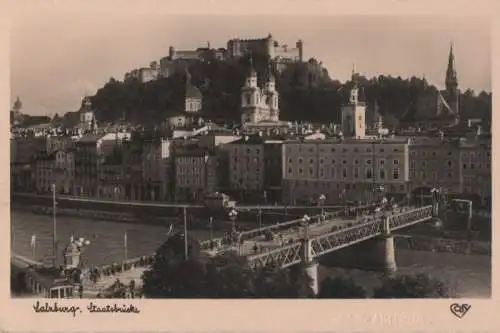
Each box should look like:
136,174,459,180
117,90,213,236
445,42,458,90
249,55,257,77
13,96,22,112
349,66,359,104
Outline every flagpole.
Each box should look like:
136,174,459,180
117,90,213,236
52,183,57,267
183,207,188,260
124,232,128,263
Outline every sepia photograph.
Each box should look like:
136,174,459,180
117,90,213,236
9,8,492,303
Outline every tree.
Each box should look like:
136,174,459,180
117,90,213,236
373,273,453,298
318,276,367,298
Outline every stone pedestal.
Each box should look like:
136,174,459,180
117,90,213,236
63,242,82,270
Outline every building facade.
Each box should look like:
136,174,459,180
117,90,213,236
174,150,218,202
281,138,410,204
240,65,279,125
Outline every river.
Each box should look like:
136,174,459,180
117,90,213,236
11,210,491,298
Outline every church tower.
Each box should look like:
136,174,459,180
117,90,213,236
341,68,366,139
445,42,459,115
241,58,263,124
264,65,279,122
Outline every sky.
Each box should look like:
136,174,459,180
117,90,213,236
9,4,491,116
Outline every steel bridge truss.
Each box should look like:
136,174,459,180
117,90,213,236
247,205,433,269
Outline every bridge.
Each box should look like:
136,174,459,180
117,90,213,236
201,204,437,295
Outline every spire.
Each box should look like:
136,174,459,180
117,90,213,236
249,54,257,77
445,41,458,89
13,96,22,111
349,63,359,104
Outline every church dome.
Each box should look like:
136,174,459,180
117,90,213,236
186,84,202,99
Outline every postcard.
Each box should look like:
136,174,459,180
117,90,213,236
1,0,497,332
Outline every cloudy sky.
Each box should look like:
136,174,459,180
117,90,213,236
9,2,491,116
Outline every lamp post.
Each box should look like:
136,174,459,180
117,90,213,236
318,194,326,217
430,186,441,217
228,209,238,233
257,209,262,229
209,216,213,242
301,214,311,240
51,183,57,267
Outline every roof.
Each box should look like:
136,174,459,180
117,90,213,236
284,136,410,145
186,84,202,99
77,134,102,143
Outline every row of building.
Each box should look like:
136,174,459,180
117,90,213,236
10,122,491,207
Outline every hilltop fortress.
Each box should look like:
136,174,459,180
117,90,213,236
124,34,304,83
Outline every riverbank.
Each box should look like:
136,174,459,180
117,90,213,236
394,234,491,256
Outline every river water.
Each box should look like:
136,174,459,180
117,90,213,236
11,211,491,298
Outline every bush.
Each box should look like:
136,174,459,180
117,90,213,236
373,273,453,298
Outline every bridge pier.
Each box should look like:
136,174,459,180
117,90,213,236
304,261,319,296
373,234,397,274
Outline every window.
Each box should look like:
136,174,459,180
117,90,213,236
309,168,314,176
394,148,400,152
393,159,399,165
354,159,359,165
365,168,373,179
366,159,372,165
288,168,292,174
331,159,336,164
393,168,400,180
411,151,416,157
448,151,452,156
379,168,386,179
367,148,372,153
309,159,314,164
299,168,303,175
319,168,324,177
319,159,324,164
342,159,347,165
298,158,303,164
379,159,385,166
288,158,292,163
463,164,467,169
354,148,359,153
380,148,385,152
331,148,336,152
354,167,359,178
342,168,347,179
331,168,336,178
309,148,314,152
448,172,453,178
447,161,453,167
343,148,348,152
421,161,426,167
471,164,475,169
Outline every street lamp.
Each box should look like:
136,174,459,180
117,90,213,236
430,186,441,216
228,209,238,232
301,214,311,239
318,194,326,217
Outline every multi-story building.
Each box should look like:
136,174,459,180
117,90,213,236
54,149,75,194
228,135,265,200
122,139,145,201
407,136,461,194
459,135,491,207
34,151,57,193
142,137,171,201
73,134,102,197
11,136,47,192
98,149,126,201
281,137,410,205
174,149,218,202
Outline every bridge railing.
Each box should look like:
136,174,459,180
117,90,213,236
238,203,379,241
246,205,435,269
